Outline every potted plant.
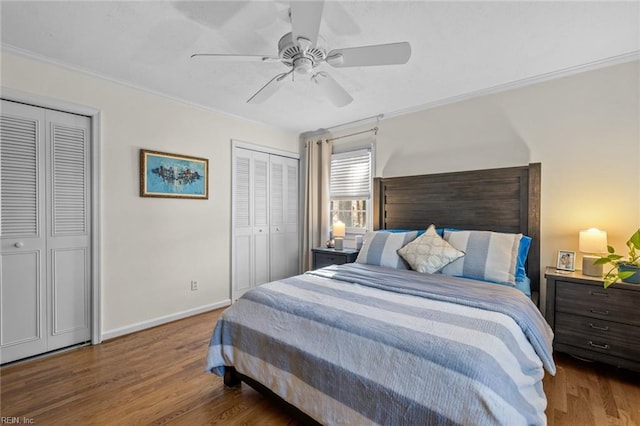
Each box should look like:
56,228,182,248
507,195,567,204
595,228,640,288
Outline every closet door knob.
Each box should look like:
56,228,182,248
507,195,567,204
14,242,24,248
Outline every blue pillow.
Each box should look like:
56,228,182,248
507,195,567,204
379,228,443,237
516,236,532,281
515,275,532,297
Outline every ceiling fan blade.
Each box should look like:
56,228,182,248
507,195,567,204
326,42,411,68
191,53,280,63
247,72,290,104
290,1,324,47
312,72,353,107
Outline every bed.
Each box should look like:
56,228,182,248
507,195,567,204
207,163,555,425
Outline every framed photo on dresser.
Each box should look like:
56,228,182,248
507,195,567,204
556,250,576,271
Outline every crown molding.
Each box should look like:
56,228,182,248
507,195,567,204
383,51,640,122
4,44,637,136
1,44,286,132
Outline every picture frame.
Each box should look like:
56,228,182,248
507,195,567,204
556,250,576,271
140,149,208,199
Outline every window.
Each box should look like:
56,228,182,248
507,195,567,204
330,148,372,234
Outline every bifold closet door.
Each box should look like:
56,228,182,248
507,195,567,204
232,148,270,301
269,155,299,281
0,101,48,362
232,147,299,301
0,100,91,364
45,109,91,351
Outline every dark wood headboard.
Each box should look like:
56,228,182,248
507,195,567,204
373,163,541,296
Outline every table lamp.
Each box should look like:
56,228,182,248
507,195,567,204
333,220,345,250
579,228,607,276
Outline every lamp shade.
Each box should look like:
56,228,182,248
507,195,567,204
333,221,346,238
579,228,607,254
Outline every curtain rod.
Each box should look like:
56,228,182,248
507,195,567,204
327,126,378,142
326,113,384,131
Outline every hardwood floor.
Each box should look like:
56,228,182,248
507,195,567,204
2,308,639,425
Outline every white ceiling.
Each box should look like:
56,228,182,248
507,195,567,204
1,1,638,134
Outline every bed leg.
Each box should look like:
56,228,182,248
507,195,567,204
223,367,241,387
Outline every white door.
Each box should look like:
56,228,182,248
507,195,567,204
0,102,48,362
232,151,253,300
252,151,270,287
45,110,92,351
0,100,91,364
232,148,270,301
232,146,299,301
270,155,299,280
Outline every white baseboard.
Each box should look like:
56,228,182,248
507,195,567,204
101,300,231,341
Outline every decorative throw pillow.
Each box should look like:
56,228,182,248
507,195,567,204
355,230,418,269
441,230,521,286
397,225,464,273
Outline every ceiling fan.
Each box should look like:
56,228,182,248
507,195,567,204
191,1,411,107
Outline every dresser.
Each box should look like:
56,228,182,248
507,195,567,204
311,247,359,270
545,267,640,371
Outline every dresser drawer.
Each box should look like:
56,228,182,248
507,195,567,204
555,281,640,326
312,248,359,270
555,312,640,361
314,252,349,269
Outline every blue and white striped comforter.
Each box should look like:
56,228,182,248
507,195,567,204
207,263,555,425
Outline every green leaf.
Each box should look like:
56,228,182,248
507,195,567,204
618,271,635,280
607,245,615,254
628,229,640,249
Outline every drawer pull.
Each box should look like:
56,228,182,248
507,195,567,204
588,341,610,350
589,323,610,331
589,291,609,297
589,309,609,315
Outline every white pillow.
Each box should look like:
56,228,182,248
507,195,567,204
397,225,464,273
441,230,521,286
355,230,418,269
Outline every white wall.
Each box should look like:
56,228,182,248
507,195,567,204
1,52,299,336
3,50,638,332
374,60,640,305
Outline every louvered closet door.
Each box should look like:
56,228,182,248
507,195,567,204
45,109,91,351
232,147,298,301
0,101,47,363
233,149,253,300
232,148,270,301
251,151,270,287
0,101,91,364
269,155,299,280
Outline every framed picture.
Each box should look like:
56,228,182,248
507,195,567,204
556,250,576,271
140,149,208,199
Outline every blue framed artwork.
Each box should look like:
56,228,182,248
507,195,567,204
140,149,208,199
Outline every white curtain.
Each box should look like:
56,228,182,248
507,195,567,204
302,137,333,271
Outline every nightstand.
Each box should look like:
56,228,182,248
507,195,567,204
545,266,640,371
311,247,359,270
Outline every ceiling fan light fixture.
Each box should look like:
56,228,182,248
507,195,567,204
294,57,314,74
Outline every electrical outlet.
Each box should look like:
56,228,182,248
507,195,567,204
190,280,198,291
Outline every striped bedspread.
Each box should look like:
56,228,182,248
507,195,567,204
207,263,555,425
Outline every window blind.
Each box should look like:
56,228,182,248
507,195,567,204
330,148,371,200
